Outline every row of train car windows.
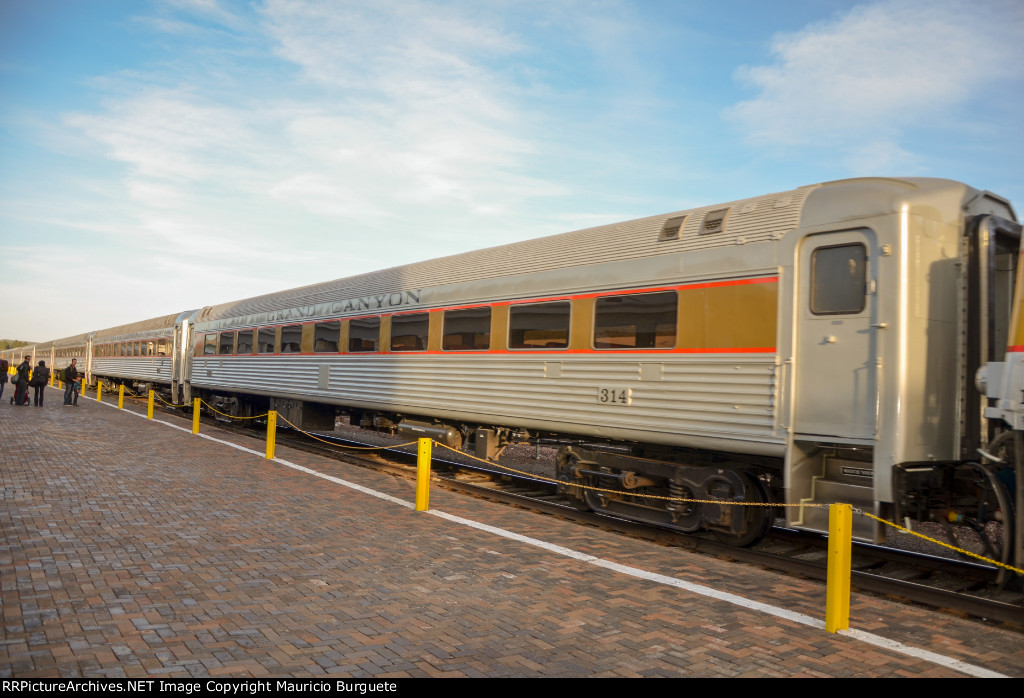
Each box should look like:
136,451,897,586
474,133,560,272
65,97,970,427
200,291,679,356
94,339,171,357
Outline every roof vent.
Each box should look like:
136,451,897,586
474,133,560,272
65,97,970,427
659,215,687,241
700,208,730,235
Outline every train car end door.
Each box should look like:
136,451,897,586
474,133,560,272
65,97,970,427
793,229,879,441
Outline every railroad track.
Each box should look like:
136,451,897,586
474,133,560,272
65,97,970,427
163,403,1024,629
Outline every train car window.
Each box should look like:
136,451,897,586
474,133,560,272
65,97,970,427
203,334,217,355
811,244,867,315
443,308,491,350
258,328,275,354
218,332,234,355
391,313,428,351
236,330,253,355
594,291,677,349
157,339,169,356
349,317,380,352
281,324,302,353
314,321,341,353
509,301,571,349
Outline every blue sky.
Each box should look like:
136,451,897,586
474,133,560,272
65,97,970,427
2,0,1022,341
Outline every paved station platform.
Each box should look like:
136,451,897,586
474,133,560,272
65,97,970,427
2,385,1023,678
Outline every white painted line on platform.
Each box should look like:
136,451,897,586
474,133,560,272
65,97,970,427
156,420,193,434
839,628,1005,679
199,434,264,457
95,399,194,433
99,397,1009,678
272,457,414,509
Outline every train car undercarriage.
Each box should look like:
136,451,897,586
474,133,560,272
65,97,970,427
92,380,1015,561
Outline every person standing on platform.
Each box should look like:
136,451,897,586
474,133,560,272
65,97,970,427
31,360,50,407
11,356,30,406
0,359,8,402
64,358,80,407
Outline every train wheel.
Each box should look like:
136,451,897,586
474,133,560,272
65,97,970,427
554,448,594,511
710,474,773,547
951,462,1013,570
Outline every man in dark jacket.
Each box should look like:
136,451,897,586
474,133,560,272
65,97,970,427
64,358,80,406
32,360,50,407
11,356,30,406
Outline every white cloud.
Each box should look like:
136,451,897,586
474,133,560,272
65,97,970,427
727,0,1024,165
126,179,189,208
159,0,249,31
62,0,560,235
261,0,521,91
65,91,264,182
269,173,391,219
257,0,551,217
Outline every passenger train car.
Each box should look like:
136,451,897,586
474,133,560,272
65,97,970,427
7,177,1022,568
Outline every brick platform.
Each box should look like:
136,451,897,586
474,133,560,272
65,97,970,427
2,386,1023,677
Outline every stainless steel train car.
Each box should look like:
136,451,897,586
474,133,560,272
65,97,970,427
13,176,1023,567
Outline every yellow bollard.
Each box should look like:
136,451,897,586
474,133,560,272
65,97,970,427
266,410,277,459
148,390,155,420
118,384,124,409
825,503,853,633
415,438,432,511
192,397,201,434
97,380,102,403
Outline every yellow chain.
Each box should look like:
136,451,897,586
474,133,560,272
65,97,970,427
275,414,419,451
154,392,181,408
430,441,816,507
860,512,1024,575
197,398,268,420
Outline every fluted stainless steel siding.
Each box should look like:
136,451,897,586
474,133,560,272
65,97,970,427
93,358,173,383
192,353,780,455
